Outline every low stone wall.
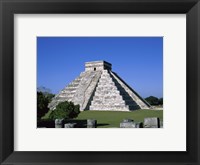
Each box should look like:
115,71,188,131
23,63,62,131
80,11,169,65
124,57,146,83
120,117,161,128
53,117,162,128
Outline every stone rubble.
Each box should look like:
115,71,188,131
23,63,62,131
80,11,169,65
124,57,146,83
55,119,64,128
144,117,160,128
87,119,97,128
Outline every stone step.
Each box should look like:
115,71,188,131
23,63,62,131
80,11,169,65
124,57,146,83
100,72,111,75
100,74,112,78
97,83,115,87
57,98,73,102
90,104,126,108
91,99,125,105
61,90,76,94
71,78,81,83
63,87,77,91
73,79,81,83
97,82,115,87
56,94,73,98
89,105,128,111
58,94,74,98
98,79,113,84
92,95,123,100
96,86,118,91
71,81,80,85
67,84,79,88
94,90,120,96
91,98,125,103
98,79,114,83
60,88,77,94
66,85,78,89
98,79,115,85
79,72,86,77
102,70,109,73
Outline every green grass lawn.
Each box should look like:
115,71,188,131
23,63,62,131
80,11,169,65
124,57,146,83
41,109,163,128
76,110,163,128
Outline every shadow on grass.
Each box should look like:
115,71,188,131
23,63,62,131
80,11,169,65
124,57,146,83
96,123,110,127
66,119,109,128
66,119,87,128
37,120,55,128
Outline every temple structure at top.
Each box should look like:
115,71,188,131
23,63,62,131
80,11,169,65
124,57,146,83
85,61,112,71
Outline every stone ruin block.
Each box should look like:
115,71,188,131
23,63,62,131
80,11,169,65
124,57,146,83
120,119,142,128
120,121,136,128
160,121,163,128
64,123,76,128
144,117,160,128
87,119,97,128
55,119,64,128
135,122,143,128
122,119,134,122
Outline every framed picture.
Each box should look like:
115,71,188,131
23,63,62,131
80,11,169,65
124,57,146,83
0,0,200,164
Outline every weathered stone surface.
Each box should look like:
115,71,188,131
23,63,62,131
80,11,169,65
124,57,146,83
90,70,130,111
49,61,151,111
160,121,163,128
120,122,136,128
122,119,134,122
49,71,102,110
55,119,64,128
144,117,160,128
64,123,76,128
87,119,97,128
135,122,143,128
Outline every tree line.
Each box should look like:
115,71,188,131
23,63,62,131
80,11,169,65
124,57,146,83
145,96,163,106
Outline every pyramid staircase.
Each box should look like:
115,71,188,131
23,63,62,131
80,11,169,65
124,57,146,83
89,70,146,111
48,70,102,110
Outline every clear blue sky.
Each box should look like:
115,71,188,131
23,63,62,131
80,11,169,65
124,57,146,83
37,37,163,98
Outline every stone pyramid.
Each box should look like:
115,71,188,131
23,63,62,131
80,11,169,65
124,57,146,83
48,61,151,111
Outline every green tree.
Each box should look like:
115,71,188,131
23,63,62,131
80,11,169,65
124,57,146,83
37,90,55,120
49,101,80,120
37,91,50,119
145,96,159,105
45,93,55,102
158,98,163,105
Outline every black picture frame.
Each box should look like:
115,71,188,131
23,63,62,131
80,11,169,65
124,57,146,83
0,0,200,164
